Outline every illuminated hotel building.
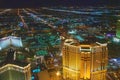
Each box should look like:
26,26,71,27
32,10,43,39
0,63,31,80
0,49,31,80
62,39,108,80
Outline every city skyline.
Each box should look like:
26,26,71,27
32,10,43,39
0,7,120,80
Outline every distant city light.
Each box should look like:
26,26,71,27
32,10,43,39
0,47,1,50
18,22,24,27
113,37,120,43
31,76,35,80
56,71,61,76
106,34,112,37
32,68,41,73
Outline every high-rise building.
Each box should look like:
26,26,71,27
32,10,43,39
0,48,31,80
62,39,108,80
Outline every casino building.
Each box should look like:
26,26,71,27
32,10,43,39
62,39,108,80
0,36,31,80
0,48,31,80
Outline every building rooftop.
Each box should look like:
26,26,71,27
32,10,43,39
0,48,29,67
0,60,29,67
64,37,108,47
0,36,23,50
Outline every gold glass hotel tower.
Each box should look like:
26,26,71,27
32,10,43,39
62,39,108,80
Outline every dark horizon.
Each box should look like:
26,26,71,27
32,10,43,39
0,0,120,8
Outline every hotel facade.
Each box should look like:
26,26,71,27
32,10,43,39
0,48,31,80
0,63,31,80
62,39,108,80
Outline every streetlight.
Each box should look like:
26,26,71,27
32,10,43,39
56,71,60,76
56,71,61,80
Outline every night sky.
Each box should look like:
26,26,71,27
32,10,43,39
0,0,120,8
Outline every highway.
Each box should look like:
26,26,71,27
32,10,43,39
17,9,28,29
0,9,11,14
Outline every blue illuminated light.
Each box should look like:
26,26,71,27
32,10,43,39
31,76,35,80
32,66,41,73
32,69,41,73
0,36,23,50
18,22,24,27
113,37,120,43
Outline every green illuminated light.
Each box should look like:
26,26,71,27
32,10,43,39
116,20,120,38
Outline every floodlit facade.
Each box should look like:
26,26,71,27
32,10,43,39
0,36,23,50
0,63,31,80
0,48,31,80
62,39,108,80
